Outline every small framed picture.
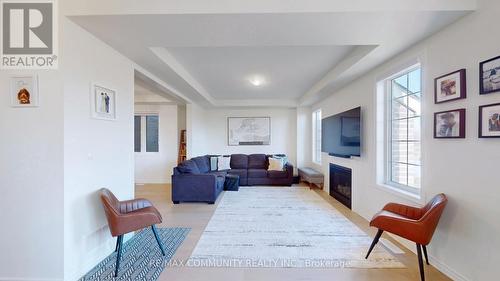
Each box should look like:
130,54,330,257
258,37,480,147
91,83,117,120
480,55,500,95
479,103,500,138
10,75,39,107
434,69,466,104
434,109,466,139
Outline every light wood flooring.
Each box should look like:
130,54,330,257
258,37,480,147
135,183,451,281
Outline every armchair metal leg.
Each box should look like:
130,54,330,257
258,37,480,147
151,225,166,256
115,236,120,252
422,245,430,265
114,235,124,277
416,244,425,281
365,229,383,259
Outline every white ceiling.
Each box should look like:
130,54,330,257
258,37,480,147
68,0,475,107
166,46,354,99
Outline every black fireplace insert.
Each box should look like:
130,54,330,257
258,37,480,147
329,164,352,209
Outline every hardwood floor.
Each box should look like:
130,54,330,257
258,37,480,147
135,183,451,281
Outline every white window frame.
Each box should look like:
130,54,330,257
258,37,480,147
312,109,322,164
382,64,422,196
134,112,160,153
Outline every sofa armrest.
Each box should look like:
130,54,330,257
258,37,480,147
285,162,294,178
171,173,218,203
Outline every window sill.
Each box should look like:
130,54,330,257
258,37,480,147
375,183,424,205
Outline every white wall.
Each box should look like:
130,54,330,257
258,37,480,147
0,71,64,280
62,17,135,281
310,1,500,280
296,106,312,169
134,104,178,184
188,107,298,169
186,103,207,158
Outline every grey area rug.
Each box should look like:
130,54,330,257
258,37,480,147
189,186,404,268
79,227,190,280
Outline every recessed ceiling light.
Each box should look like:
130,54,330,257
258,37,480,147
248,76,266,87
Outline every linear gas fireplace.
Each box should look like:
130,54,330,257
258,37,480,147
329,164,352,209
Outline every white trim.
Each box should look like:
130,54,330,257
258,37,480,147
428,255,471,281
377,63,423,200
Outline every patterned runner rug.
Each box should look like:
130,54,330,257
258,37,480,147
80,227,190,280
189,186,404,268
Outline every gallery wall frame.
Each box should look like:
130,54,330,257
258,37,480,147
479,102,500,138
434,108,466,139
434,69,466,104
480,55,500,95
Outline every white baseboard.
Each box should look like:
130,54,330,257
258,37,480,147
428,255,470,281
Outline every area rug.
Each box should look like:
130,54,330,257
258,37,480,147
79,227,190,280
188,186,404,268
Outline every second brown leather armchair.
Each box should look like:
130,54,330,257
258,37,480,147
365,193,448,281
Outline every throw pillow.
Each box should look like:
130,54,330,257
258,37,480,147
217,156,231,170
210,156,219,171
268,157,285,171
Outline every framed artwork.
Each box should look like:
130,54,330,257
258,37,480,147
228,117,271,145
10,75,39,107
480,55,500,95
434,69,466,103
479,103,500,138
434,109,466,139
91,83,117,120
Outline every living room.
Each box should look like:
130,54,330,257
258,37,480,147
0,1,499,281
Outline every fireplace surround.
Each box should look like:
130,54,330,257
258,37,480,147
329,163,352,209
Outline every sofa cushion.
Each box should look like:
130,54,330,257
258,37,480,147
217,155,231,170
268,157,285,171
248,154,268,169
268,170,288,179
248,169,267,178
177,160,200,174
192,156,210,173
208,171,227,178
228,169,247,179
230,154,248,169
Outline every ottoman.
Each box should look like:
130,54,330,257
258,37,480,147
298,167,324,189
224,174,240,191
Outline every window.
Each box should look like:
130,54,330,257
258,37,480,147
386,67,421,193
312,109,322,164
134,114,159,152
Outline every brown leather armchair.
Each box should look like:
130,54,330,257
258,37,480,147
365,193,447,281
100,188,166,277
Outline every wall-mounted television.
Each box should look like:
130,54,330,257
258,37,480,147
321,107,361,158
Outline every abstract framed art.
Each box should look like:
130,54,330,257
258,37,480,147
228,117,271,145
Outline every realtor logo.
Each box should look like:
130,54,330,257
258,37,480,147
1,1,57,69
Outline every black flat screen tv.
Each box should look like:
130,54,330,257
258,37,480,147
321,107,361,158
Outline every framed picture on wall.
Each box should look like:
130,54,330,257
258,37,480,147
480,55,500,95
10,75,39,107
91,83,117,120
434,109,466,139
434,69,466,103
479,103,500,138
228,117,271,145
